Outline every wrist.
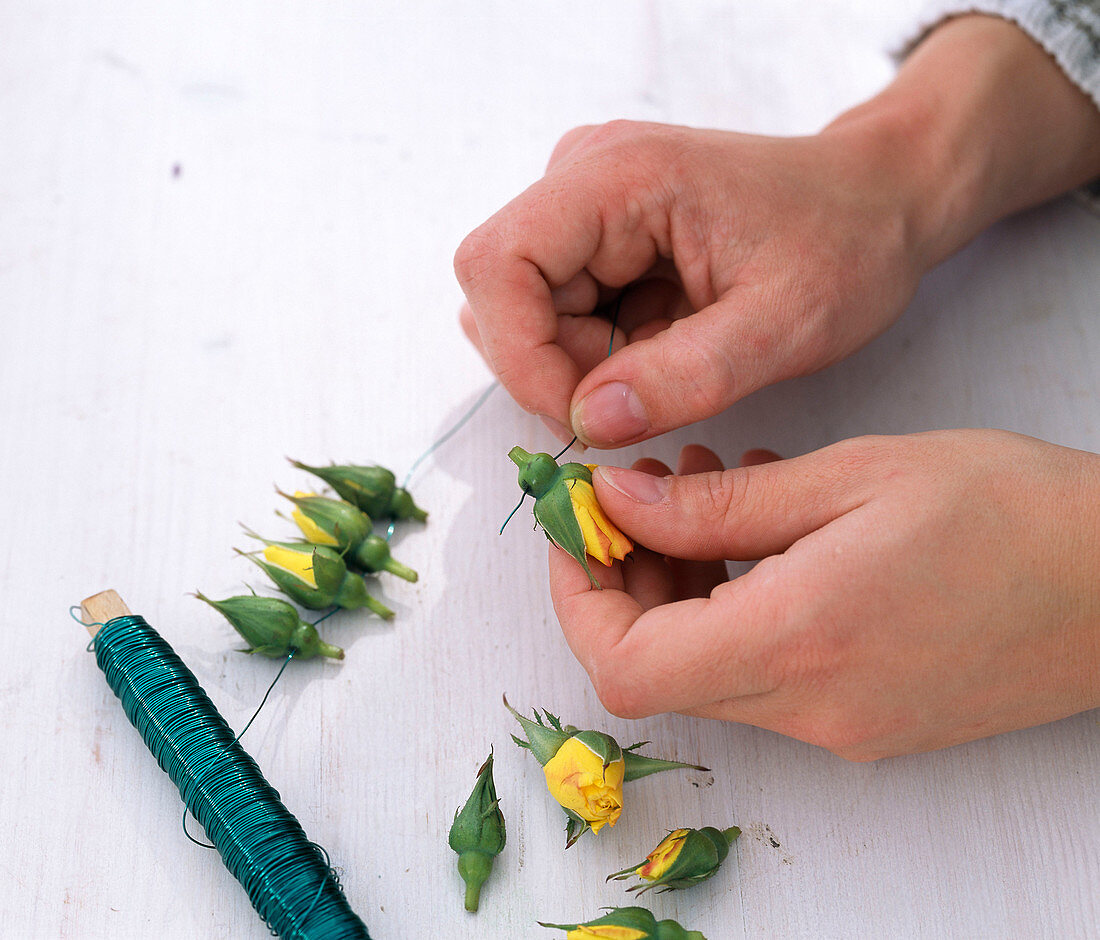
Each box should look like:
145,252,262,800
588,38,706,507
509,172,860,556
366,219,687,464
824,14,1100,272
1071,448,1100,711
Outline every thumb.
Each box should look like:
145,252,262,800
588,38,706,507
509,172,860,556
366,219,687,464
593,441,875,560
569,298,793,447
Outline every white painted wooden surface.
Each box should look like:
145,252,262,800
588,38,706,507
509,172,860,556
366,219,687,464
3,2,1098,937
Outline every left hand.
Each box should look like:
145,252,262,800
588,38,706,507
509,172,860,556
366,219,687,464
549,431,1100,759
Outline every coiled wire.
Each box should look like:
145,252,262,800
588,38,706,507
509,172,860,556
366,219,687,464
92,614,369,939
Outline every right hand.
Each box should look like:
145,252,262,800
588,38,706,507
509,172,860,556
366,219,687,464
454,117,930,448
548,434,1100,759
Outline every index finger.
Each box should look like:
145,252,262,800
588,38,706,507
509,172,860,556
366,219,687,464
453,168,664,425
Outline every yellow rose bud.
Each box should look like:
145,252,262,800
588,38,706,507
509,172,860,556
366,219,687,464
609,826,740,894
543,736,625,834
290,492,342,547
241,536,394,617
508,698,707,848
541,905,707,939
507,448,632,588
567,927,648,940
263,543,318,589
292,509,339,545
279,490,419,582
636,829,689,881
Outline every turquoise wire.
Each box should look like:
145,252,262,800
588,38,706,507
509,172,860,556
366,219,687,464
92,614,370,940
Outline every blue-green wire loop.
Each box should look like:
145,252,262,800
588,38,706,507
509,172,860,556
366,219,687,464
91,614,370,940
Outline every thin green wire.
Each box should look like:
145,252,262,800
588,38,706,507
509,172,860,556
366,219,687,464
385,380,498,542
92,614,370,940
501,291,626,531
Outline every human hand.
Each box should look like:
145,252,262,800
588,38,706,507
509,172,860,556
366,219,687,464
456,118,927,448
455,16,1100,450
548,433,1100,759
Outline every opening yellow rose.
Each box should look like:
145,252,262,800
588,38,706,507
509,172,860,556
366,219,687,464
543,736,625,833
637,829,690,880
567,927,648,940
572,469,632,566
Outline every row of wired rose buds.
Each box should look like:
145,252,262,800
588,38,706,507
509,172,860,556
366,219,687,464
197,461,427,659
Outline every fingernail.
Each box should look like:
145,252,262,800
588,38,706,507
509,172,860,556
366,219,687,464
572,382,649,445
538,414,577,447
598,466,669,504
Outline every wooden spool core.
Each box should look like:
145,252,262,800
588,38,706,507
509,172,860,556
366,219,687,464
80,590,132,638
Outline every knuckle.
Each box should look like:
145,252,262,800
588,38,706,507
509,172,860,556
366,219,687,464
813,434,906,500
664,327,739,417
819,724,879,761
829,735,893,763
636,326,739,434
795,700,895,762
708,468,748,522
590,673,643,720
824,434,893,475
550,123,599,162
682,467,753,548
584,118,645,147
453,225,501,288
795,713,873,760
589,648,658,720
568,119,679,169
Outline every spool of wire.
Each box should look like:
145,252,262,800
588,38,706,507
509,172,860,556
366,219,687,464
80,590,369,940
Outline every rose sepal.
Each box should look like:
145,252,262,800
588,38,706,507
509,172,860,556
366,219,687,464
503,695,574,765
622,746,709,782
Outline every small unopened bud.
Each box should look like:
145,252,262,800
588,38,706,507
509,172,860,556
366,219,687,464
289,460,428,521
448,751,506,912
195,592,343,660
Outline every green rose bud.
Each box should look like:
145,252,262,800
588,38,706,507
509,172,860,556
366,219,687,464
238,538,394,619
608,826,740,894
539,905,707,940
281,490,418,582
505,696,708,848
194,591,343,660
289,459,428,522
448,751,506,912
